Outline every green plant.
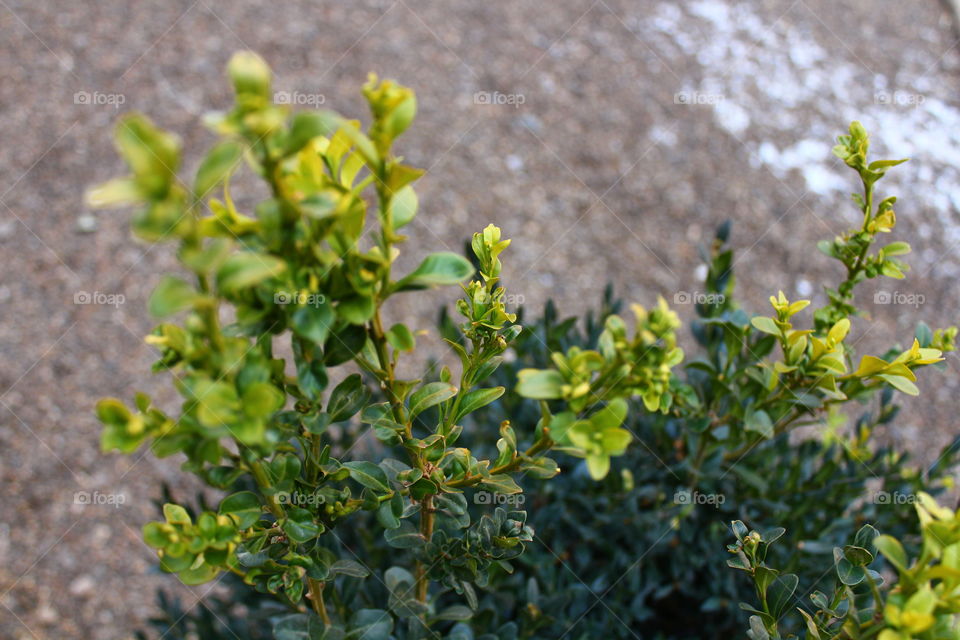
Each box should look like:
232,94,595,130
728,492,960,639
89,52,957,640
90,52,684,639
449,282,959,639
452,122,955,639
450,218,955,639
139,275,959,639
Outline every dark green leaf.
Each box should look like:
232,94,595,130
767,573,798,618
454,387,505,422
745,409,773,439
731,520,748,542
296,359,328,402
478,475,522,495
834,547,864,586
283,508,322,543
748,615,769,640
361,403,404,431
843,545,873,566
408,382,457,419
384,521,425,549
343,461,390,493
338,296,375,325
394,252,474,291
324,324,368,366
349,609,392,640
377,498,401,530
219,491,262,528
433,605,473,622
327,374,369,422
329,559,370,578
291,303,334,345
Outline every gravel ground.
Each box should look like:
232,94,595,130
2,1,960,638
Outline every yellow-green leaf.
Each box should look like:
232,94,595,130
751,316,781,336
853,355,889,377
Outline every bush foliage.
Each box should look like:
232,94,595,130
89,53,959,639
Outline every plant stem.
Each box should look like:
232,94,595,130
369,177,437,612
252,457,332,625
447,435,554,488
688,437,708,488
307,578,332,626
370,310,408,431
722,408,807,462
442,363,473,435
841,180,874,299
415,494,435,603
344,490,396,510
249,458,284,518
864,571,884,616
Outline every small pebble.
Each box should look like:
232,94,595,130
76,215,97,233
69,575,95,596
0,220,15,240
36,604,57,624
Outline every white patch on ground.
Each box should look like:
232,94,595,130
649,124,678,147
755,139,848,196
647,0,960,268
506,154,525,172
714,100,750,135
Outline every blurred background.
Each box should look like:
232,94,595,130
2,0,960,637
